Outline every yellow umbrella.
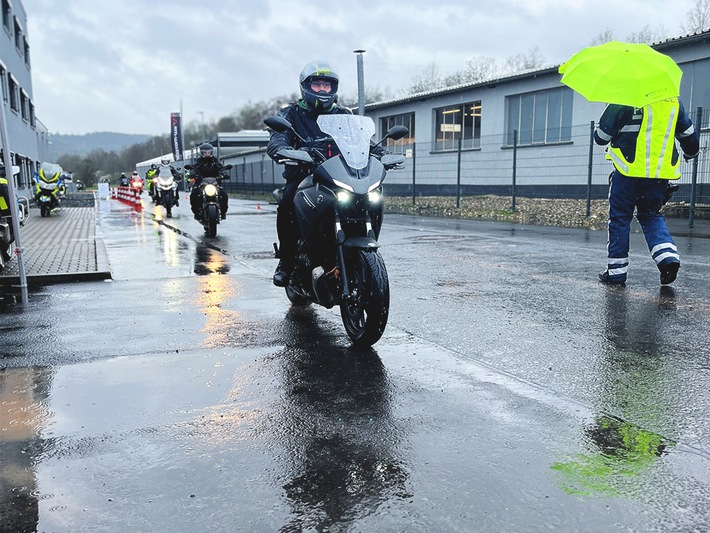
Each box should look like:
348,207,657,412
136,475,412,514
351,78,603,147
558,41,682,108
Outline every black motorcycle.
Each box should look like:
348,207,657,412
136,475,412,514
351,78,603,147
264,114,408,346
185,164,232,237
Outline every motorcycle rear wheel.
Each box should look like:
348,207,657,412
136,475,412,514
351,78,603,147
40,206,49,217
340,250,389,346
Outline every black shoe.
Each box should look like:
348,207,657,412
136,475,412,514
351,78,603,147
273,261,290,287
175,201,180,207
221,213,227,220
599,269,625,285
193,213,200,221
660,262,680,285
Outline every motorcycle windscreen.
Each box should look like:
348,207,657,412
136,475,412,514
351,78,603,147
317,115,375,170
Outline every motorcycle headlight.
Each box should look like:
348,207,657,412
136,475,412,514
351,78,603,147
336,191,352,204
368,191,382,204
204,184,218,197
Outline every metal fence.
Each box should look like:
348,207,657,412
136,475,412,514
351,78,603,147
222,108,710,222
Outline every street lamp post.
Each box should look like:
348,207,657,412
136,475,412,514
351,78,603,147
353,50,366,116
197,111,206,141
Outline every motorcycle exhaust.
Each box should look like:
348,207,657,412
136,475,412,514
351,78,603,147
311,266,336,309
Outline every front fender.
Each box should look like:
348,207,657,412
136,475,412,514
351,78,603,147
342,236,379,251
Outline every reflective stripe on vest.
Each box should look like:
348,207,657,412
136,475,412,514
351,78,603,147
609,98,681,180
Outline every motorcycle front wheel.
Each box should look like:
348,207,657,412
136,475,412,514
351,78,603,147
205,204,218,238
340,250,389,346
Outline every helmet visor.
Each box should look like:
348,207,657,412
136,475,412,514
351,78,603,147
310,79,332,93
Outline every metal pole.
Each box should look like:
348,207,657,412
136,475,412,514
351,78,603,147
412,142,417,205
0,100,29,303
260,155,265,195
512,130,518,212
586,120,595,216
689,106,703,228
354,50,366,116
456,136,462,208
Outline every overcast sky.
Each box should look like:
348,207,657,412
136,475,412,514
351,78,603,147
22,0,698,136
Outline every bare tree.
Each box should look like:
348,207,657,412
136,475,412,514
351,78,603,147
589,28,615,46
443,56,499,87
407,62,444,94
625,24,668,43
682,0,710,33
503,46,545,74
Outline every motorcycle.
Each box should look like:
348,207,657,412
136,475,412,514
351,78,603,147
130,173,144,195
1,165,29,270
264,114,408,345
184,164,232,238
155,164,180,218
33,163,66,217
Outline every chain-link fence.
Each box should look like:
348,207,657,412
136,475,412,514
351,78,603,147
222,110,710,222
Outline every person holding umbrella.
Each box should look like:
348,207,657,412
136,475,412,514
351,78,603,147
559,42,700,285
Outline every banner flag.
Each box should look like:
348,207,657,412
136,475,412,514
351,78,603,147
170,112,184,161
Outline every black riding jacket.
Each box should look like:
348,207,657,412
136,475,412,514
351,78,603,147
190,157,226,185
267,100,356,182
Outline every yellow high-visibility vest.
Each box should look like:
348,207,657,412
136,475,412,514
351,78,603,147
0,177,9,211
608,98,681,180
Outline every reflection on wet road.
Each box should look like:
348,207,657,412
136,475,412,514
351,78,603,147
273,308,409,531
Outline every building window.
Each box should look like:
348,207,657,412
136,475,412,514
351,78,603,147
13,17,22,52
380,112,415,151
0,63,7,102
434,101,481,151
506,87,573,146
29,101,35,128
23,37,30,66
20,90,28,121
8,75,18,112
2,0,10,33
680,58,710,127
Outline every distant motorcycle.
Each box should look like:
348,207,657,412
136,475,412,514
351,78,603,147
33,163,66,217
130,173,144,195
155,164,180,218
264,113,408,346
185,164,232,237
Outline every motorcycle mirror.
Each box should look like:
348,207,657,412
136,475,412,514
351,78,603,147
183,164,192,170
223,164,233,171
385,125,409,141
372,125,410,148
264,116,292,133
264,116,308,144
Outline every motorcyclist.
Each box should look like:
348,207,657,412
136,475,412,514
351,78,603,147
34,162,66,204
266,59,386,287
155,157,182,207
146,164,159,201
189,142,229,220
118,173,130,187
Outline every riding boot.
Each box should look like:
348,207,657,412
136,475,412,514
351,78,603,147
273,259,292,287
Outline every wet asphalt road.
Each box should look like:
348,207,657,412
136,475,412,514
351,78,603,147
1,197,709,532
